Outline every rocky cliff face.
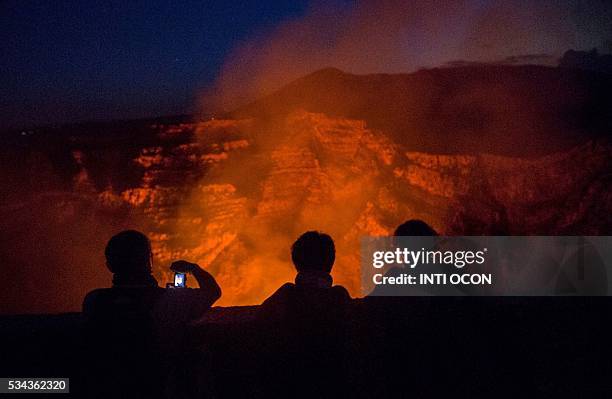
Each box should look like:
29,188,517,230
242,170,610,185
2,66,611,312
17,111,602,306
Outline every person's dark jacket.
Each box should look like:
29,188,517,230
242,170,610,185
257,275,352,397
80,283,219,398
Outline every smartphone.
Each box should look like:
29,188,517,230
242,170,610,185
173,272,186,288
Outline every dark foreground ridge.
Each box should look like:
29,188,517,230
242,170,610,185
1,297,611,397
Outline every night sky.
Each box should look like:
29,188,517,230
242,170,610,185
1,0,311,129
1,0,610,130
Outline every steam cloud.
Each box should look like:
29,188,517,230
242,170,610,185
204,0,612,111
186,0,612,305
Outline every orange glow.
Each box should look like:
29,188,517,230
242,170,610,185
97,110,610,306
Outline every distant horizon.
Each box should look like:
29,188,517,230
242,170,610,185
2,0,611,130
0,59,579,131
4,48,612,132
8,56,612,132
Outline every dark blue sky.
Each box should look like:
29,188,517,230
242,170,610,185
1,0,610,130
0,0,311,129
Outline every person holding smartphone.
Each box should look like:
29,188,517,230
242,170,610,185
81,230,222,398
156,259,223,330
82,230,221,325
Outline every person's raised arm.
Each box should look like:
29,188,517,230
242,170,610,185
170,260,222,303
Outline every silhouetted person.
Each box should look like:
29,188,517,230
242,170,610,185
369,219,438,297
261,231,350,312
258,231,351,397
366,220,466,396
81,230,221,398
83,230,221,330
393,219,438,237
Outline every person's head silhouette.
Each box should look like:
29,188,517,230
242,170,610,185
291,231,335,274
394,219,437,236
105,230,155,286
260,230,348,310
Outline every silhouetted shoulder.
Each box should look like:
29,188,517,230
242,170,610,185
82,287,165,319
82,288,106,316
329,285,351,301
260,283,351,320
263,283,351,304
261,283,295,308
156,287,220,321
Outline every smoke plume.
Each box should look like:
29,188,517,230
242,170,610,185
204,0,612,112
